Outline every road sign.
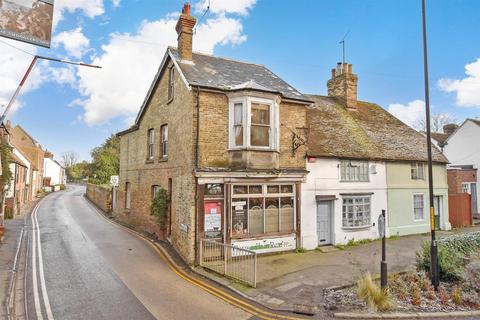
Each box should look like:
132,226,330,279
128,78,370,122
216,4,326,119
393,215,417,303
378,213,385,238
110,175,119,187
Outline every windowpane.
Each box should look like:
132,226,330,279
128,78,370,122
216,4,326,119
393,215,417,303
341,161,369,182
280,197,294,232
414,194,424,220
249,198,264,235
205,184,223,197
281,185,294,194
251,125,270,147
248,185,262,194
267,185,280,194
147,129,154,159
265,198,279,233
234,103,243,125
161,125,168,158
233,185,247,195
251,103,270,125
234,125,243,146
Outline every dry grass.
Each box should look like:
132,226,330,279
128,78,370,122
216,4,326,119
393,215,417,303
357,273,393,312
452,286,463,305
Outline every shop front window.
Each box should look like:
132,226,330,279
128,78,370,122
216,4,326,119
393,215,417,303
231,184,295,237
204,183,224,239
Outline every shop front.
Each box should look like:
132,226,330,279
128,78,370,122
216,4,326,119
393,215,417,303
196,172,304,257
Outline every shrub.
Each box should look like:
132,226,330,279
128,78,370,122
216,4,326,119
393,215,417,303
416,232,480,281
464,260,480,292
357,273,393,312
150,188,169,228
439,287,449,304
410,284,421,306
452,286,463,305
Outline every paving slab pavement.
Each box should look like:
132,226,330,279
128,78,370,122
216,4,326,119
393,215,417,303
199,225,480,315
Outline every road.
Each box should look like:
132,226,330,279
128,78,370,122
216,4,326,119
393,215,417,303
25,184,252,320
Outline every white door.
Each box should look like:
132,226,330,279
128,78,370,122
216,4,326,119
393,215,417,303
317,200,333,245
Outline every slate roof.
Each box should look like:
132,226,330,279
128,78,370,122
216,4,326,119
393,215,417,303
169,48,310,102
306,95,449,163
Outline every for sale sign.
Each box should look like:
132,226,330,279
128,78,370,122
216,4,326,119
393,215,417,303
0,0,54,48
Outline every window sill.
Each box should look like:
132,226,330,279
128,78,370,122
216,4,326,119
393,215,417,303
228,147,279,153
145,159,155,164
340,180,370,183
158,157,168,163
341,225,372,231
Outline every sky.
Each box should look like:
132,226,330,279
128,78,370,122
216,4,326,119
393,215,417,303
0,0,479,161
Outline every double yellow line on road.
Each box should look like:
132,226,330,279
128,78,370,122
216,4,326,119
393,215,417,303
87,199,308,320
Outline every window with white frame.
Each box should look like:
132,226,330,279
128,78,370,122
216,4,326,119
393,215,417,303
340,160,369,182
231,184,295,237
411,162,425,180
125,182,131,209
160,124,168,159
228,97,278,150
147,128,154,160
168,66,174,101
152,185,161,198
342,195,371,227
413,194,425,220
462,182,471,194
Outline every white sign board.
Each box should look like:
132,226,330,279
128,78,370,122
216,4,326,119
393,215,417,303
232,236,296,254
205,213,221,231
110,175,119,187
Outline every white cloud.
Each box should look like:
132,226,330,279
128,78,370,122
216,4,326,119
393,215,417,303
438,58,480,108
388,100,425,128
53,28,91,59
53,0,118,28
195,0,257,16
0,40,42,117
76,11,250,125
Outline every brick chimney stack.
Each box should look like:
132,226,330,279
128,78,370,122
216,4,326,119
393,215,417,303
175,3,196,62
327,62,358,110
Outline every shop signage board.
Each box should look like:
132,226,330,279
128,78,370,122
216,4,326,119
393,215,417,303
232,236,296,254
0,0,54,48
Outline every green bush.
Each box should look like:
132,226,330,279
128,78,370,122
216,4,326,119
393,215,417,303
416,232,480,281
150,188,169,228
464,260,480,292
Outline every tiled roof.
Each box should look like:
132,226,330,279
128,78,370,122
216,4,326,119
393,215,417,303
169,48,310,102
306,95,449,163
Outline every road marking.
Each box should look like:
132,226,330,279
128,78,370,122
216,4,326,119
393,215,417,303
31,206,43,320
31,200,55,320
85,197,307,320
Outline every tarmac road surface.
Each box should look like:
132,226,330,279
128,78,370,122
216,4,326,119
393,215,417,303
25,184,252,320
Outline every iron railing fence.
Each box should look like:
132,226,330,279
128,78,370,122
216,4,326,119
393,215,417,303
200,239,257,287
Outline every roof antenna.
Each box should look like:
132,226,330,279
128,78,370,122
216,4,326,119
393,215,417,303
194,0,210,34
339,29,350,64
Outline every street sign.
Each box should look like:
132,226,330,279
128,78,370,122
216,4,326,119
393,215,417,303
110,175,119,187
378,213,385,238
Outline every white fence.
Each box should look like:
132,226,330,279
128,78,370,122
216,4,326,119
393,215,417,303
199,239,257,287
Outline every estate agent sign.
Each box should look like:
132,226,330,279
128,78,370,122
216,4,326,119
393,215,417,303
0,0,54,47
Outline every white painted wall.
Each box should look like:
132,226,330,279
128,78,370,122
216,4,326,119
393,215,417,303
43,158,66,186
13,148,31,185
5,163,15,198
444,119,480,213
301,158,388,250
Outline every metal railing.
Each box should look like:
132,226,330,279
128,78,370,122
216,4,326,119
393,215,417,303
200,239,257,287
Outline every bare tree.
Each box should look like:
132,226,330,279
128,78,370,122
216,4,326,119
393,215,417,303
415,113,458,133
61,151,79,168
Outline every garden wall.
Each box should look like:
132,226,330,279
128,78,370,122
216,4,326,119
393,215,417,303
86,184,112,213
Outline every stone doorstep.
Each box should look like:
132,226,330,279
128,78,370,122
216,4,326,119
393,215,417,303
334,310,480,319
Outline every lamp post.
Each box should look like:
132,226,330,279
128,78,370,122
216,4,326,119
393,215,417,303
421,0,440,290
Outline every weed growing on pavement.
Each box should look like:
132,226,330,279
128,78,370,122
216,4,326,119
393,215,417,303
356,273,393,312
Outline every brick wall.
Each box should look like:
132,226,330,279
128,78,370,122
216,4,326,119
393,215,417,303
86,184,112,213
447,168,477,194
116,59,197,264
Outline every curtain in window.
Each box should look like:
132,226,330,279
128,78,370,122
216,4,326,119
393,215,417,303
233,103,243,146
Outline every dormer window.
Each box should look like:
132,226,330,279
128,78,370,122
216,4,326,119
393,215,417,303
228,97,278,150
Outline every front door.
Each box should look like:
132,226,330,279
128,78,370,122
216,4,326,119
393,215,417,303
433,196,442,230
317,200,333,246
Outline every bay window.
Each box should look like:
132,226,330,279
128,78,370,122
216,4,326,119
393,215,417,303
231,184,295,237
229,97,278,150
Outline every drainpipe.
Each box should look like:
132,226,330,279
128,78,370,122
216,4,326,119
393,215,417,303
194,86,200,265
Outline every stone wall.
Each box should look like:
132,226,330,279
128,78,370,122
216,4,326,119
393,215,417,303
116,58,197,264
86,184,112,213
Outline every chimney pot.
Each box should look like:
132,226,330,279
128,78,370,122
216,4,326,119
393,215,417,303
331,68,336,78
